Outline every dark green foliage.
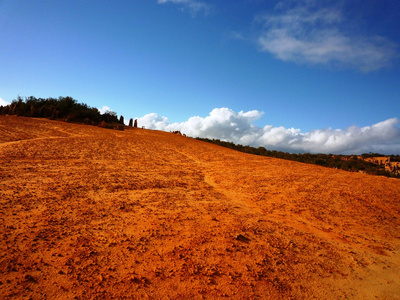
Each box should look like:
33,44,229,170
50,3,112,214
196,138,400,179
1,96,125,129
101,110,120,124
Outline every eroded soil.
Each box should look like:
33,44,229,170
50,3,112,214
1,116,400,299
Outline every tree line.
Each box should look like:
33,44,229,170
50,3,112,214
0,96,124,128
196,138,400,179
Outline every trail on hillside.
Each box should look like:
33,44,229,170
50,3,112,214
1,116,400,299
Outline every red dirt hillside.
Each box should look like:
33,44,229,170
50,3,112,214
1,115,400,299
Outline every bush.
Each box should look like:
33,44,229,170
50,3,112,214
1,96,125,131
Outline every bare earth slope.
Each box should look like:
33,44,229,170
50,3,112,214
1,116,400,299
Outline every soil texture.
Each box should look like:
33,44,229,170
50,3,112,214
1,116,400,299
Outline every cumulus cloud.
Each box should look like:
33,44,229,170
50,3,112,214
157,0,211,16
0,97,10,106
98,105,111,114
138,108,400,154
257,1,398,71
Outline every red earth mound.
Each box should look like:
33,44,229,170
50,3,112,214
1,116,400,299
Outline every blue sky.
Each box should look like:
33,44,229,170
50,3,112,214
1,0,399,154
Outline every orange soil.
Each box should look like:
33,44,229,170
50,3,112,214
1,115,400,299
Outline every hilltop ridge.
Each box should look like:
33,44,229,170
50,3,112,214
1,115,400,299
2,96,399,178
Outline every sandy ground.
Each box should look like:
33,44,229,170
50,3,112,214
1,115,400,299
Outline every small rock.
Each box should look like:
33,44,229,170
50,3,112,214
24,274,37,283
235,234,250,243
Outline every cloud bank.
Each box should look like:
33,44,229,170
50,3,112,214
257,1,398,71
138,108,400,155
157,0,211,16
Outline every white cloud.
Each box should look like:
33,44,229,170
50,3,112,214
138,108,400,154
227,31,246,41
98,105,111,114
157,0,211,16
138,113,170,130
257,1,398,71
0,97,10,106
